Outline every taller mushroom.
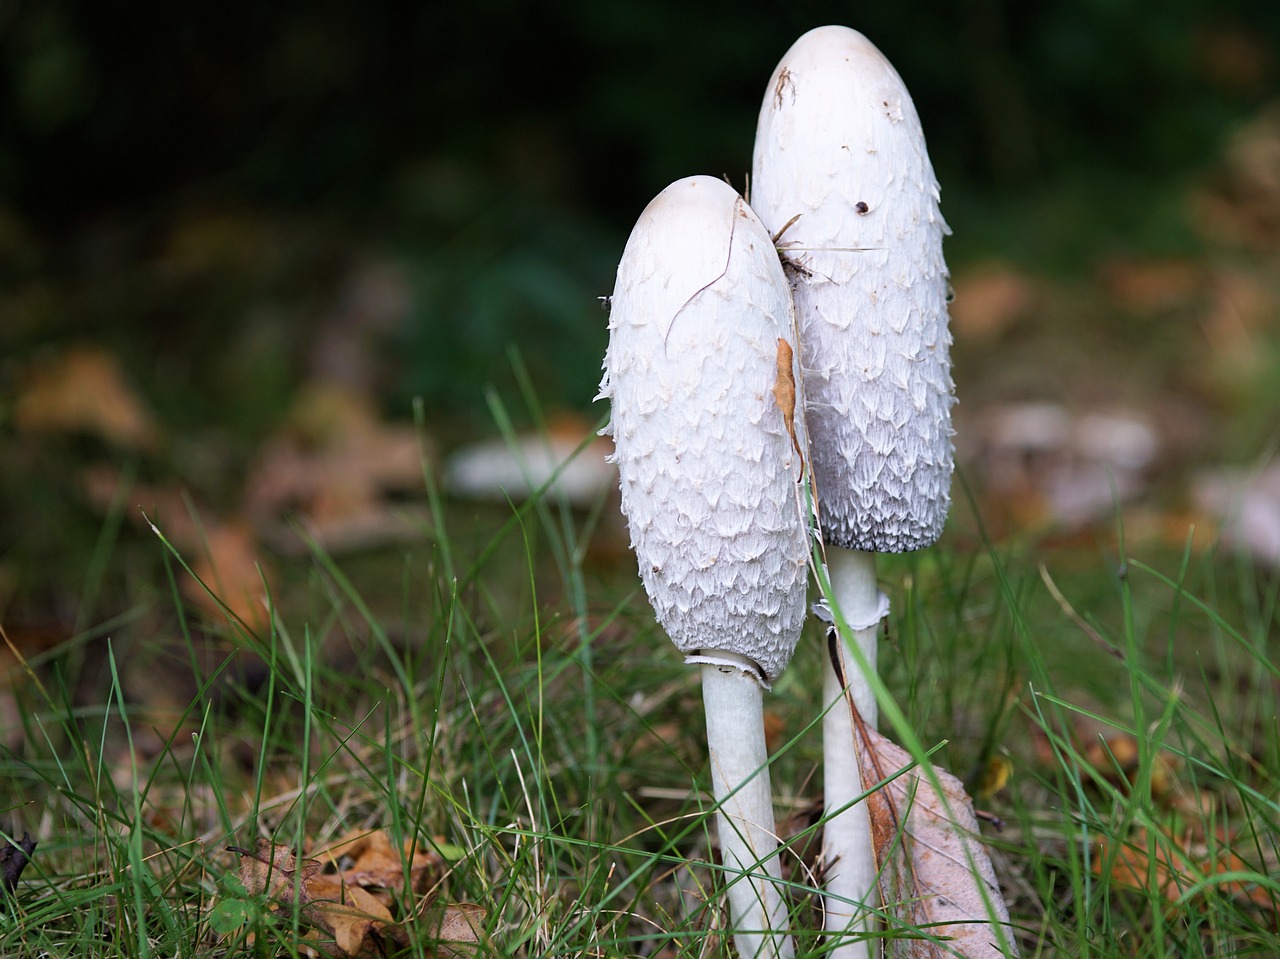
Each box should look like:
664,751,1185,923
600,175,808,959
751,25,955,958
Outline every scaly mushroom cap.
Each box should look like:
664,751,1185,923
752,25,954,553
599,175,808,685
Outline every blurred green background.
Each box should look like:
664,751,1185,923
3,0,1276,406
2,0,1279,635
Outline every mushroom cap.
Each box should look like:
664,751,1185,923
599,175,808,685
751,25,954,553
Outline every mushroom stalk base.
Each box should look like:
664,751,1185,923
822,547,881,959
701,664,794,959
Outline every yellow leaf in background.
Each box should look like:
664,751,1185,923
14,345,159,450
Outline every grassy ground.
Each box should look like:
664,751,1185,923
2,435,1277,957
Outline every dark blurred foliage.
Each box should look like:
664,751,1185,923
3,0,1277,216
0,0,1277,413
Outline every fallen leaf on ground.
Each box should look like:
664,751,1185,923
245,382,429,554
226,836,484,958
14,345,160,450
1095,826,1276,913
317,829,443,896
234,837,321,907
835,640,1018,957
427,902,486,958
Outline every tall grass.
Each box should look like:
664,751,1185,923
2,433,1277,957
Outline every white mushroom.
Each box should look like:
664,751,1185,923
600,175,807,959
752,26,955,958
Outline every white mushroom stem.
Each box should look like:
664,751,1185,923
601,175,808,959
701,661,794,959
821,548,885,959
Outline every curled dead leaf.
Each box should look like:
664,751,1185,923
833,636,1020,957
227,836,485,958
233,838,321,907
318,828,443,896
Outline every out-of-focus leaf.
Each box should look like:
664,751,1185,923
1095,826,1276,913
14,345,159,451
949,263,1034,340
246,382,429,554
1098,256,1204,314
186,521,274,633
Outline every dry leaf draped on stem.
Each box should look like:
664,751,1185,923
831,641,1019,958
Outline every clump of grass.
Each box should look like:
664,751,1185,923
2,423,1278,957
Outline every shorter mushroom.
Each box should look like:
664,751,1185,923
600,175,808,959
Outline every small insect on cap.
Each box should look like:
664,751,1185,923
599,175,809,686
752,26,955,553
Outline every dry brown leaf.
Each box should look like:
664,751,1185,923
307,878,402,958
1094,827,1276,913
245,382,429,552
843,688,1018,957
771,337,804,477
428,902,487,959
319,829,442,895
185,521,275,633
228,838,482,958
14,345,160,450
235,837,322,907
